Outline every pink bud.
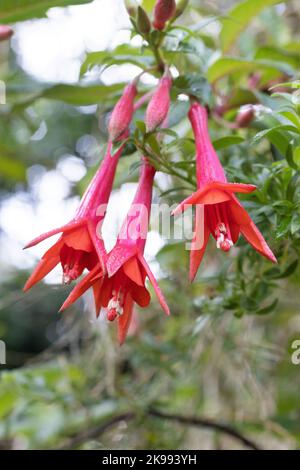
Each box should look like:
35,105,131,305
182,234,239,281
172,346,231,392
153,0,176,30
108,82,137,142
0,25,14,41
236,105,255,128
146,74,172,132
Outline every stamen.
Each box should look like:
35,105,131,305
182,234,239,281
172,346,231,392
107,288,125,322
214,206,233,253
62,250,85,284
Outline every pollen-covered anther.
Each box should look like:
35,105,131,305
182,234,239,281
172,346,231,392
62,265,81,285
215,223,233,252
107,294,124,321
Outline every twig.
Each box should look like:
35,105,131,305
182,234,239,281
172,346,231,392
57,412,135,450
148,408,261,450
57,408,260,450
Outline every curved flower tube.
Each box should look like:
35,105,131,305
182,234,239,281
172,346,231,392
24,141,124,291
61,161,170,344
172,102,277,281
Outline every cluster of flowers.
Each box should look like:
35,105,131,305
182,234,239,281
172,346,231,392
24,0,276,343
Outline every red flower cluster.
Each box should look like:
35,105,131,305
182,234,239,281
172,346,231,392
25,73,172,343
24,1,276,343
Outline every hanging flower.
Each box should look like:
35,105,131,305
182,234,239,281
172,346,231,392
24,81,139,291
61,161,170,344
24,141,124,291
153,0,176,30
145,70,172,132
173,102,276,281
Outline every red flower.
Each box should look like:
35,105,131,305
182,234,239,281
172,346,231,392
61,161,170,344
145,71,172,132
24,142,124,291
173,102,276,281
153,0,176,30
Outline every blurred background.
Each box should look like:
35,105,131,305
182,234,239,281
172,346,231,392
0,0,300,450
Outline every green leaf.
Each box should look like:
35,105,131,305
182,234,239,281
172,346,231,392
213,135,244,150
142,0,156,12
286,172,300,202
255,46,300,70
136,120,147,135
81,46,153,76
220,0,288,53
256,298,278,315
252,125,300,144
291,214,300,235
145,134,161,156
207,57,286,83
271,260,298,279
285,143,298,170
173,74,212,103
0,0,93,23
41,83,124,105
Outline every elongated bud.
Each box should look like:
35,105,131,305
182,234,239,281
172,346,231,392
236,105,255,128
0,25,14,41
108,82,137,142
124,0,137,17
153,0,176,30
174,0,189,19
137,6,151,35
146,72,172,132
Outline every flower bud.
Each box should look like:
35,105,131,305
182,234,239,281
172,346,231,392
108,82,137,142
0,25,13,42
153,0,176,30
124,0,137,17
146,72,172,132
174,0,189,20
137,6,151,35
236,105,255,128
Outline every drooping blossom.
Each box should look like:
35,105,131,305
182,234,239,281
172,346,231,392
145,70,172,132
24,81,138,291
60,161,170,344
153,0,176,30
0,25,13,41
173,102,276,281
23,142,123,291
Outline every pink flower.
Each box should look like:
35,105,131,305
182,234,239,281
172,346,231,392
108,82,137,142
61,161,170,344
24,142,124,291
145,71,172,132
153,0,176,30
173,102,276,281
0,25,13,41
